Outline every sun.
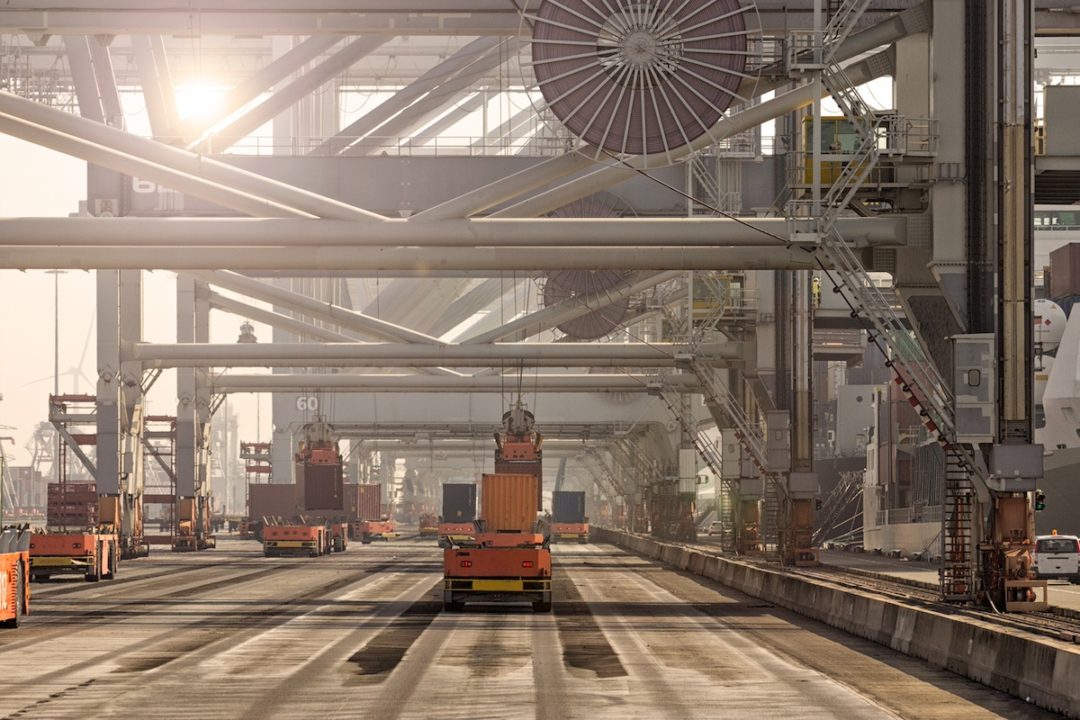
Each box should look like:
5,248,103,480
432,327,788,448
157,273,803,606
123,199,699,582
174,81,228,121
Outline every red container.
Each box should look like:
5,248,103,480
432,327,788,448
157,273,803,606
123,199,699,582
295,462,343,512
356,484,382,521
1051,243,1080,299
248,484,299,520
480,474,538,533
343,484,360,520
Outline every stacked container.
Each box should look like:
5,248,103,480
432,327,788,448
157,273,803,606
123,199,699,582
46,482,98,528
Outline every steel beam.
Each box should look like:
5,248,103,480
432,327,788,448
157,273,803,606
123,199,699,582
0,112,315,219
410,152,594,222
0,246,819,271
318,36,502,156
0,216,903,247
176,34,342,145
410,90,490,146
0,90,387,221
462,271,682,344
187,270,441,344
88,37,124,128
129,341,739,368
428,278,507,337
198,36,389,153
132,36,178,138
0,2,924,36
492,51,894,218
62,36,105,123
211,373,699,394
346,40,520,156
208,291,356,342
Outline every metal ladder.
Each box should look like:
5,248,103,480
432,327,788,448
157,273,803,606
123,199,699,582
761,469,783,560
941,454,976,601
716,479,737,553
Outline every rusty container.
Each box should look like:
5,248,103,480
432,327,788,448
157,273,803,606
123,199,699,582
1051,243,1080,299
357,483,382,521
296,461,344,512
343,484,360,520
249,484,299,521
480,473,538,533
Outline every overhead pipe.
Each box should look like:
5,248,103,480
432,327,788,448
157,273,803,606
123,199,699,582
0,216,904,247
129,341,740,368
0,246,821,271
211,373,702,394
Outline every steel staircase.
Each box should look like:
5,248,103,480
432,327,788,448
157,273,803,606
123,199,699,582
789,1,980,595
941,455,976,601
788,2,956,449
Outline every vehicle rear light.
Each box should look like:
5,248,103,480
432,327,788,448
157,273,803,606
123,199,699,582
460,560,473,568
72,543,81,549
521,560,534,568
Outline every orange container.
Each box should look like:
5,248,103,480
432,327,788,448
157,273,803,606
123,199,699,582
480,473,538,533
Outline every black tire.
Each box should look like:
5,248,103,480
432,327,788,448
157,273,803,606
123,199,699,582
361,534,372,545
443,600,465,612
102,544,118,580
532,601,552,613
1,562,25,628
86,545,103,582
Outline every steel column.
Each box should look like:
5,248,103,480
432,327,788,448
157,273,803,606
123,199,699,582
96,270,121,494
175,276,197,497
62,36,105,123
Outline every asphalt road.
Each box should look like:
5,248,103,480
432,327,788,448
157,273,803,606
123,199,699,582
0,537,1059,719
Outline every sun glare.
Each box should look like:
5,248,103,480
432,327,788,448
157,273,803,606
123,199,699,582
175,81,228,121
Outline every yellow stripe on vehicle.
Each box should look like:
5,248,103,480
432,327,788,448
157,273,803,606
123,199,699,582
31,557,91,568
471,579,525,592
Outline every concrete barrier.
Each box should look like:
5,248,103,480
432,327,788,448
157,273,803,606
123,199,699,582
593,527,1080,718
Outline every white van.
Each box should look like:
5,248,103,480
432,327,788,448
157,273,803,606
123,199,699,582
1032,534,1080,583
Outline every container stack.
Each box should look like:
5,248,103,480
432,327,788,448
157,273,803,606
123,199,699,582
46,482,98,528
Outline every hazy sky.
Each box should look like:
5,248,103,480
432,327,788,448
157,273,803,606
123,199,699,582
0,135,270,467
